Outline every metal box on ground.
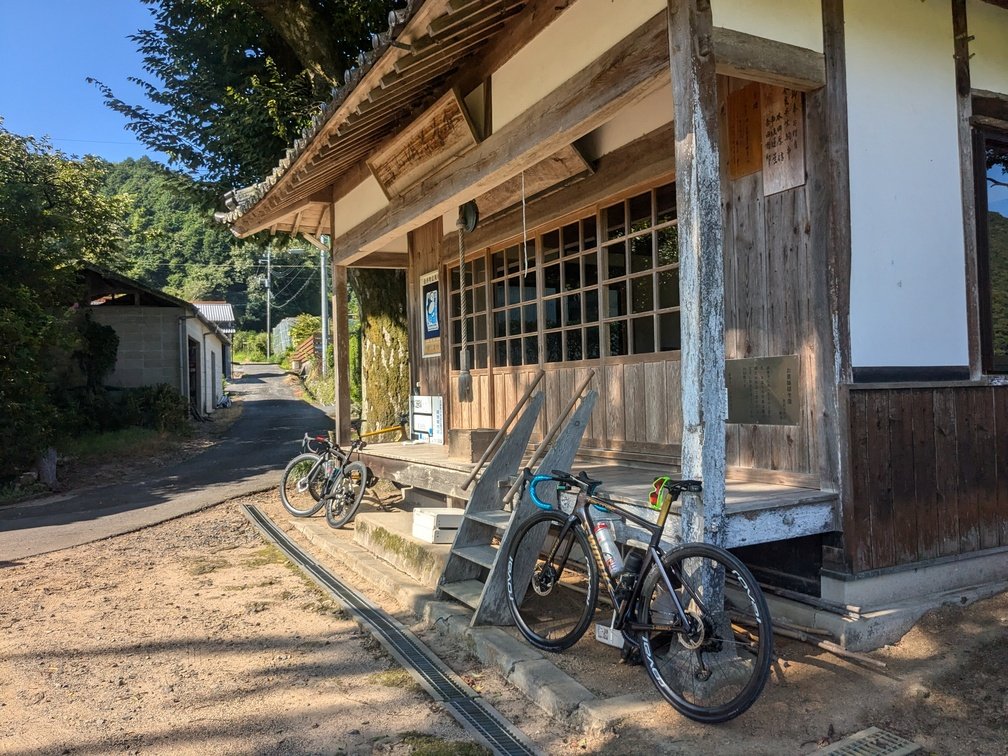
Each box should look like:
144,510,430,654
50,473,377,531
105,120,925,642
412,507,463,544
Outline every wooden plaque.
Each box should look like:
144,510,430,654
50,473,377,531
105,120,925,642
761,85,805,195
726,82,763,180
726,355,800,426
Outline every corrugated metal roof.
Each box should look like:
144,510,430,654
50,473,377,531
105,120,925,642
193,301,236,331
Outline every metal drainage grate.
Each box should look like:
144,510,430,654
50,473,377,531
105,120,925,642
817,727,922,756
243,505,539,756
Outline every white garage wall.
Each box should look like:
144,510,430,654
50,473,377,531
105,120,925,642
845,0,969,368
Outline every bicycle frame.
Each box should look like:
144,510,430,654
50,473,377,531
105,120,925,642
532,477,705,642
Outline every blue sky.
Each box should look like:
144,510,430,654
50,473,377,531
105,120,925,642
0,0,159,162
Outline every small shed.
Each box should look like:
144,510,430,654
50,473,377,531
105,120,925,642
82,264,231,416
193,300,237,378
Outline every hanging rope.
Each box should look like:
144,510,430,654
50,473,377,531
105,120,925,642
521,170,529,277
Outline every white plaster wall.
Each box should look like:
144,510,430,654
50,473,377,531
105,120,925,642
968,0,1008,95
845,0,969,368
331,175,389,242
580,86,674,161
712,0,823,52
491,0,665,132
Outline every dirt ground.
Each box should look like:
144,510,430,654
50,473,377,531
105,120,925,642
2,478,1007,754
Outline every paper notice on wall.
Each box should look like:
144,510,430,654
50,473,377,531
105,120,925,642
410,395,444,444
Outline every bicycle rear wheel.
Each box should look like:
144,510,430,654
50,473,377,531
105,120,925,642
505,511,599,652
279,453,327,517
324,460,368,529
637,543,772,723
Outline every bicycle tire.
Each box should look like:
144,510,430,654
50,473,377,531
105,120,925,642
636,543,772,723
505,510,599,652
324,460,368,529
279,453,327,517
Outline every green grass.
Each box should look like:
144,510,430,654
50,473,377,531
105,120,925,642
59,427,175,462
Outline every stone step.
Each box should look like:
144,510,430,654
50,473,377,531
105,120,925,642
439,579,484,610
353,511,451,589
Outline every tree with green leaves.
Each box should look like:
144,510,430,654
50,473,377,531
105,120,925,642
0,122,127,478
94,0,410,429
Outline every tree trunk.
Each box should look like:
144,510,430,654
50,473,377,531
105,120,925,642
35,447,58,489
351,269,409,429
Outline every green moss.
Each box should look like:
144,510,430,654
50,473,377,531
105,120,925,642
358,521,436,572
398,731,491,756
368,667,421,692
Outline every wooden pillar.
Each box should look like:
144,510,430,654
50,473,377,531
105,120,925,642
952,0,981,379
667,0,726,545
330,196,353,445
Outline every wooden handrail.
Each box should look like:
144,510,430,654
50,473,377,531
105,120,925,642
502,369,595,503
461,368,545,490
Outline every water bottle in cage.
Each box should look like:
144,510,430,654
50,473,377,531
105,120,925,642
593,520,624,575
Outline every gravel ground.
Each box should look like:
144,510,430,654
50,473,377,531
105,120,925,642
3,484,1006,756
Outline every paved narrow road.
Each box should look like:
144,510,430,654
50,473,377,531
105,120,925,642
0,364,330,561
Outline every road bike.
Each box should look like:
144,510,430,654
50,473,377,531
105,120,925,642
279,433,341,517
506,469,772,723
279,432,373,527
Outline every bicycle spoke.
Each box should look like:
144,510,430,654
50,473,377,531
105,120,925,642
637,544,772,723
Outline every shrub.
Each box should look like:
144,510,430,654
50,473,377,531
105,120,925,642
232,330,267,362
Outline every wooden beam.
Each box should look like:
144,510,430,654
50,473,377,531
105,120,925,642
334,9,672,262
348,251,409,269
821,0,856,572
667,0,726,546
453,124,677,256
233,188,330,237
712,26,825,91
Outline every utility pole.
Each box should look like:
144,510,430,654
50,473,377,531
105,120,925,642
320,243,329,377
264,249,272,360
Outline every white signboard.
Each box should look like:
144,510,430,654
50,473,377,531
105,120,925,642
410,395,444,444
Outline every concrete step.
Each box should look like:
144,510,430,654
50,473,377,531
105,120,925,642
353,511,452,589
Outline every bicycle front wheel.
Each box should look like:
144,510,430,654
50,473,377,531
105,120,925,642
279,453,327,517
505,511,599,652
324,461,368,529
637,543,772,723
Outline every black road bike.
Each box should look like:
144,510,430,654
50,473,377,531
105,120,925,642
278,433,371,528
506,470,773,723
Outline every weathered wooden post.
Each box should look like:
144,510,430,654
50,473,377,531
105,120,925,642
667,0,727,546
330,194,353,445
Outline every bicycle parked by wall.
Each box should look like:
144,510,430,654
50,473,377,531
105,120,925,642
278,432,371,528
506,470,772,723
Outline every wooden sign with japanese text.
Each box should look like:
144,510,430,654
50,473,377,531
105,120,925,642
726,355,800,426
726,82,762,180
761,85,805,195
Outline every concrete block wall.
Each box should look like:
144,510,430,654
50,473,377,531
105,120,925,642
92,307,183,390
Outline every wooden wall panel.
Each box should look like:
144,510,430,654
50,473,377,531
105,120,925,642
845,385,1008,574
406,218,445,398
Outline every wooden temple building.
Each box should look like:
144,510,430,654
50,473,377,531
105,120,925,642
220,0,1008,646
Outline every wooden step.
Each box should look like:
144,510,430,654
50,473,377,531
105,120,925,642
451,544,498,569
465,510,512,530
439,579,484,610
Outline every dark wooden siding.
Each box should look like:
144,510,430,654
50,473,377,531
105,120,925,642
407,217,446,398
844,384,1008,573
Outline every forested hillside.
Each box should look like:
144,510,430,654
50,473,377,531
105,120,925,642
989,210,1007,367
100,157,322,329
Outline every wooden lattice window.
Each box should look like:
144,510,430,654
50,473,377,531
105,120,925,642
447,181,680,370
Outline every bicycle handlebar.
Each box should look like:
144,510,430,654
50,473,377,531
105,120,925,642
525,468,703,512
